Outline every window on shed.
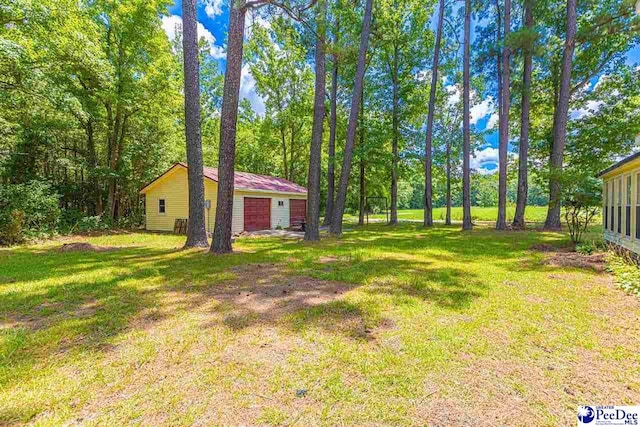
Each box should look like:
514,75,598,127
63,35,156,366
159,199,166,214
278,200,284,207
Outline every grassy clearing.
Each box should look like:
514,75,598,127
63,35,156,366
344,205,551,223
1,225,638,425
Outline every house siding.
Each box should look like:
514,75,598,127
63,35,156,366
142,165,306,233
601,156,640,256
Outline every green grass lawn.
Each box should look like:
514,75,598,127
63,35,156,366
1,224,638,425
345,205,552,223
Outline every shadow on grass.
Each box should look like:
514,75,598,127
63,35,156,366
0,223,573,415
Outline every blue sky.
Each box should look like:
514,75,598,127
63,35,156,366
163,0,640,174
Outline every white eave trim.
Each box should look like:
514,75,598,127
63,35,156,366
234,187,307,197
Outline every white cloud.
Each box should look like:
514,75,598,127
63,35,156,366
444,88,496,127
470,96,495,125
592,74,608,91
445,85,460,107
245,10,272,38
416,69,431,82
471,146,499,174
570,100,604,120
240,65,266,116
161,15,182,41
161,15,226,59
204,0,224,17
486,113,499,130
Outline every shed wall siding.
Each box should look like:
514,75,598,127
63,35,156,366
144,167,306,233
144,168,219,233
204,180,218,234
232,191,307,231
232,194,244,234
144,167,189,232
272,197,290,229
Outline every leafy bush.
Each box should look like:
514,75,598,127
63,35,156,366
2,210,25,245
59,208,86,230
576,240,604,255
607,253,640,297
59,208,144,234
562,176,601,244
0,181,60,244
76,216,111,233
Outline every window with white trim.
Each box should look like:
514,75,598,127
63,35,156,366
626,175,632,237
637,173,640,239
604,181,608,229
618,177,622,234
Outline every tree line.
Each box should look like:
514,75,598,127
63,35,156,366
1,0,639,249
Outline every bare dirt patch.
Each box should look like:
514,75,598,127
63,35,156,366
317,255,339,264
531,243,574,253
530,242,607,272
58,242,120,253
544,252,607,272
236,229,304,239
210,263,354,322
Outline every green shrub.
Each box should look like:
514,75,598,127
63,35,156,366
60,210,144,234
562,176,601,244
0,181,60,244
59,208,86,230
607,254,640,297
576,242,595,255
1,209,25,245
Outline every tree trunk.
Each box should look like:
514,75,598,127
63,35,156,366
512,1,534,229
113,114,128,219
445,137,452,225
424,0,444,227
359,157,366,226
323,44,339,226
496,0,510,230
495,0,503,124
281,126,289,180
358,91,366,226
304,0,326,241
289,123,296,182
211,1,247,254
330,0,374,235
182,0,209,248
544,0,576,230
85,119,98,216
462,0,472,230
324,22,340,228
106,107,122,220
390,43,399,225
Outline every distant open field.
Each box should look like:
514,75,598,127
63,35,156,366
344,206,552,223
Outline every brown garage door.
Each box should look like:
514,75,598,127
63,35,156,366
244,198,271,231
290,199,306,228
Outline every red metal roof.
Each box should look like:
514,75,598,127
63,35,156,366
180,162,307,194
